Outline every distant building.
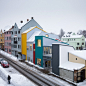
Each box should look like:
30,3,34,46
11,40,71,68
0,29,4,50
61,32,85,50
4,28,12,54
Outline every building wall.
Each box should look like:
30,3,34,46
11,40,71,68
52,44,59,75
69,53,85,65
43,37,60,46
59,45,74,66
27,42,33,62
21,33,27,59
78,66,86,78
4,31,11,54
0,32,4,49
61,36,85,50
59,68,74,81
35,36,43,67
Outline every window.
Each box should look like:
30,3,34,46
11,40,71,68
44,47,46,54
74,39,75,41
14,45,17,48
7,37,8,40
1,39,2,41
46,47,48,54
76,58,77,60
30,44,32,51
27,46,29,50
37,58,41,66
28,57,30,61
18,37,21,41
1,34,2,36
9,43,11,46
9,37,11,40
9,49,11,52
7,32,8,34
82,39,84,41
15,31,17,34
18,45,21,49
82,43,84,45
37,40,41,47
12,32,13,34
49,47,52,54
68,39,69,41
76,47,78,50
77,43,79,45
18,30,20,34
45,34,49,37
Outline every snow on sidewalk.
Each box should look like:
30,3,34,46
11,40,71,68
0,65,36,86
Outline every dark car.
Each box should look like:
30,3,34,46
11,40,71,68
1,61,9,68
0,58,4,64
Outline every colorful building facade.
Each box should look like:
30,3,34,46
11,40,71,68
11,17,43,59
35,36,65,68
61,32,85,50
4,28,12,54
0,30,4,50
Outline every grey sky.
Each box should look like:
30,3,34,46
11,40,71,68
0,0,86,34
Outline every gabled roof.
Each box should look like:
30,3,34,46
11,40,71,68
22,26,46,34
69,50,86,60
27,31,42,42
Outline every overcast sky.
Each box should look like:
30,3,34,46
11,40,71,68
0,0,86,34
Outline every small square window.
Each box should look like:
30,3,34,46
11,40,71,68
77,43,79,45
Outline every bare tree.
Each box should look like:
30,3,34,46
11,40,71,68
59,29,65,39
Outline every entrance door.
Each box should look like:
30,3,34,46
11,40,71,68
81,69,85,81
45,61,47,67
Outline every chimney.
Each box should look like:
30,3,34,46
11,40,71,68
27,19,29,22
12,26,14,28
20,21,23,23
31,17,34,19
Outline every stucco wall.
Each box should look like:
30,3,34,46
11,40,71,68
69,53,85,65
59,45,74,66
59,68,74,81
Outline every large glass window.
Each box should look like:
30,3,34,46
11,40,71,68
49,47,52,54
37,58,41,66
46,47,48,54
37,40,41,47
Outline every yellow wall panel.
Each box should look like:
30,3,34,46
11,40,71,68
21,33,27,57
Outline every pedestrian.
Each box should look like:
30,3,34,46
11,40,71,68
7,75,11,84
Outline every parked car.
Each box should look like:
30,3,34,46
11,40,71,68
1,61,9,68
0,58,4,64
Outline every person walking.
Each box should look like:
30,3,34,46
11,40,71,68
7,75,11,84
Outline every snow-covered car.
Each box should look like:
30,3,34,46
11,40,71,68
0,58,4,64
1,61,9,68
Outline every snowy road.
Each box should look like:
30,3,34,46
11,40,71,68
0,64,37,86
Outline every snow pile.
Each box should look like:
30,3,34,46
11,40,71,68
0,50,18,61
0,65,36,86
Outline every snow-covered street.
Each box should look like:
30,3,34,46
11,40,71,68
0,64,36,86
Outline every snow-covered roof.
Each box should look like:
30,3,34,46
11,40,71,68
69,50,86,60
27,31,42,42
23,26,36,33
62,35,83,38
59,61,85,71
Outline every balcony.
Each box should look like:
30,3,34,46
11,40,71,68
14,41,17,44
